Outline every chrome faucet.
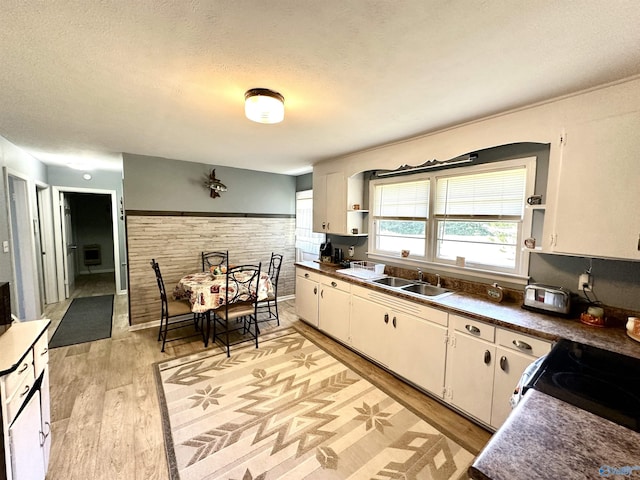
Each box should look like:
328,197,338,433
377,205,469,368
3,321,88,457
417,269,423,282
436,273,441,287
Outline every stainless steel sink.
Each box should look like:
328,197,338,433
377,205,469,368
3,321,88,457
372,276,415,288
400,283,453,298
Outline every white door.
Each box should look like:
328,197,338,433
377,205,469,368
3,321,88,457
392,312,447,397
446,332,495,424
39,370,52,471
295,275,319,326
490,347,535,428
318,281,350,343
7,174,40,320
349,295,391,366
60,192,76,298
9,391,46,480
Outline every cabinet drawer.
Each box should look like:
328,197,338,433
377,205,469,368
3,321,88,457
296,268,320,282
34,333,49,377
6,360,35,425
496,328,552,358
452,315,495,343
4,350,34,399
320,277,351,293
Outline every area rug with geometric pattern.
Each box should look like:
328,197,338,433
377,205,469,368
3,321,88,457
154,327,474,480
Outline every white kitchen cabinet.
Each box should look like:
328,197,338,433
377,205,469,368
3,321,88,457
295,268,319,327
9,390,46,480
350,286,448,396
0,320,51,480
313,172,366,235
318,277,351,344
550,110,640,260
445,317,496,424
391,309,448,397
350,294,392,365
445,315,551,428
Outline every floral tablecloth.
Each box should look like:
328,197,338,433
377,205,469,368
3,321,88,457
174,271,273,314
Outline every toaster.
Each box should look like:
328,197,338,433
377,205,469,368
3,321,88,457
523,284,571,316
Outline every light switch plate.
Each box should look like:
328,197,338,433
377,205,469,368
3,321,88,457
2,241,8,253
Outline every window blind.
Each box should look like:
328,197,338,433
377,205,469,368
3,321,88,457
435,167,526,217
374,180,430,218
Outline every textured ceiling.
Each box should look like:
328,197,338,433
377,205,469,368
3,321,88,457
1,1,640,175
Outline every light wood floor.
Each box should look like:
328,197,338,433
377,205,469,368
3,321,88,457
44,274,491,480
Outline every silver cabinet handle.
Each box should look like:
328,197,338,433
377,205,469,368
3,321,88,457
331,281,337,287
392,316,397,328
513,339,532,351
41,347,48,356
465,324,480,335
20,385,30,397
500,356,507,371
18,362,29,374
320,289,324,298
384,313,389,324
313,286,317,295
484,350,491,364
304,273,309,278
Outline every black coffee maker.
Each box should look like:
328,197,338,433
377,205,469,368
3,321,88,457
334,248,344,264
319,238,332,263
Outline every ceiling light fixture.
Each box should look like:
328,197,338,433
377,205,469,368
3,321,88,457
244,88,285,124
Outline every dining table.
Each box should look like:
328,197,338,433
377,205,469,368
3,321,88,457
173,270,273,314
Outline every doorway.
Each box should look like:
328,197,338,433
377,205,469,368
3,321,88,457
52,187,120,300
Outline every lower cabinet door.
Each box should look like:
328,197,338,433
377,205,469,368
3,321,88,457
446,333,495,425
40,370,52,471
349,295,391,366
391,311,447,397
9,391,46,480
490,347,535,428
295,275,319,326
318,284,350,343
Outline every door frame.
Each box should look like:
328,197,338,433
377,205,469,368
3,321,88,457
35,182,57,304
52,186,121,300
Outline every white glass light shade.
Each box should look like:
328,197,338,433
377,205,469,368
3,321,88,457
244,88,285,124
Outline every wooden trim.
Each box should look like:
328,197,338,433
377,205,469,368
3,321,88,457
125,210,295,219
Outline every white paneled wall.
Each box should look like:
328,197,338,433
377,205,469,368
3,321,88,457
127,214,295,326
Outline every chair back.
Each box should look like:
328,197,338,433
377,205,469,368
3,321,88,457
150,259,169,313
202,250,229,271
268,253,283,292
224,263,262,305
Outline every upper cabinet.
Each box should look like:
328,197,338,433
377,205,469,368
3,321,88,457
313,172,367,235
548,110,640,260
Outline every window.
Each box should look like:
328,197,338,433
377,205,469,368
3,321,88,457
372,178,430,256
295,190,324,261
369,158,535,276
434,167,527,272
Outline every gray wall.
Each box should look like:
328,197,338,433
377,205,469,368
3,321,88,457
123,154,295,214
296,173,313,192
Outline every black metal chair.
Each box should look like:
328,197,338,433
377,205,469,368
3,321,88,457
151,259,202,352
202,250,229,272
207,263,262,357
257,252,283,329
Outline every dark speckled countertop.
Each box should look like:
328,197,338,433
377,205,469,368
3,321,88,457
295,261,640,480
295,261,640,359
469,390,640,480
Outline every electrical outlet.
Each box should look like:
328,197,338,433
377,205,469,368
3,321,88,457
578,273,592,292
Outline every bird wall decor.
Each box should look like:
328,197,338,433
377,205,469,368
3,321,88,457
204,169,227,198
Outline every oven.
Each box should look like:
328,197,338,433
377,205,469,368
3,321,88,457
524,338,640,432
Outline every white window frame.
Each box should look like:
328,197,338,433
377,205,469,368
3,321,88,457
295,190,325,262
368,157,536,282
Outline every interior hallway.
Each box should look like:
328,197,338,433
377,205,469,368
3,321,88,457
42,274,490,480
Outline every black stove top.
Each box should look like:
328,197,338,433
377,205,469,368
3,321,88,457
527,338,640,432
